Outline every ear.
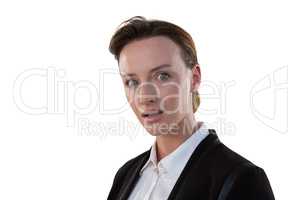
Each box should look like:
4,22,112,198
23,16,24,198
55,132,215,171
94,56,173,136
191,64,201,92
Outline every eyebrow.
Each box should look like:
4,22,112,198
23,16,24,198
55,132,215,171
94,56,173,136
120,64,172,77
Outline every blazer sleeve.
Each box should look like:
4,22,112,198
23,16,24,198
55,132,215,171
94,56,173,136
218,163,275,200
107,167,122,200
107,163,129,200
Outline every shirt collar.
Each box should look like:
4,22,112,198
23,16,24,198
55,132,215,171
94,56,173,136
139,122,210,176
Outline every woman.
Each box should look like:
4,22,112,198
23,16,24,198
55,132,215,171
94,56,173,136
107,16,275,200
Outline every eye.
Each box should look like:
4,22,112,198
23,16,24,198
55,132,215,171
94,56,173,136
157,72,170,81
125,79,139,88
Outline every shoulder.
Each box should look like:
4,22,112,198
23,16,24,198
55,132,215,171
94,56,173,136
214,142,253,167
208,140,275,199
191,132,274,199
217,161,275,199
107,149,150,199
210,141,265,182
196,132,255,174
115,149,149,178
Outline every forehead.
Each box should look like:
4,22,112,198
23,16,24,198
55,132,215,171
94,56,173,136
119,36,186,76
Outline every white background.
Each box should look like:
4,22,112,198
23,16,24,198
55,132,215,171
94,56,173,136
0,0,298,199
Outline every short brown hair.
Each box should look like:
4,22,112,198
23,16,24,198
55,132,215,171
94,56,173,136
109,16,199,69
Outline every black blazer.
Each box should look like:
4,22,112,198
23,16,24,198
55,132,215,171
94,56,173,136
107,129,275,200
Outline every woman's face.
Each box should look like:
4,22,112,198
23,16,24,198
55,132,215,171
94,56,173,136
118,36,199,136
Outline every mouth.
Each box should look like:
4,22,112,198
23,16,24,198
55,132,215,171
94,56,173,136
141,110,163,123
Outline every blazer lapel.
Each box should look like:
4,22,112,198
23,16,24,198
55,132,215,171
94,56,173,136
167,129,221,200
118,129,220,200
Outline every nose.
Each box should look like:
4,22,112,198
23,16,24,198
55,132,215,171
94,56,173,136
136,82,159,105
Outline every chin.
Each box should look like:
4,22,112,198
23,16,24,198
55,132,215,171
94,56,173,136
142,120,177,136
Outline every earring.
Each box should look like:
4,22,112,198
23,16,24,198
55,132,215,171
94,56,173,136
193,91,200,113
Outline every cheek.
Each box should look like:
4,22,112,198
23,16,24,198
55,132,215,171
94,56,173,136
125,87,136,102
160,82,188,114
125,89,140,115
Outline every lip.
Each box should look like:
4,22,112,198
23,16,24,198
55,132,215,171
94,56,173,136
141,110,163,123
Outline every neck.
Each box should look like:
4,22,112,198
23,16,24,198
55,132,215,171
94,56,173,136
155,116,202,162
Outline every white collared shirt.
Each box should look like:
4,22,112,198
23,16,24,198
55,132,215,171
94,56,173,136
127,123,210,200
